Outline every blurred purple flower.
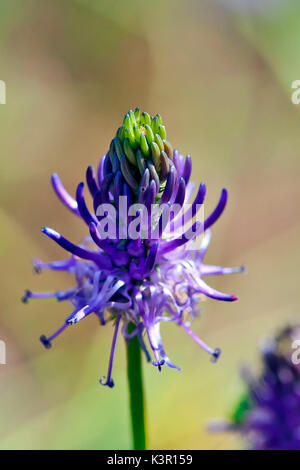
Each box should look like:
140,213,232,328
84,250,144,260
213,0,289,16
211,325,300,450
23,109,243,386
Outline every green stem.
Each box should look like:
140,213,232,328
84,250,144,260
126,322,147,450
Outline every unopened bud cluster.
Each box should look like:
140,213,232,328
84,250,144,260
107,109,173,193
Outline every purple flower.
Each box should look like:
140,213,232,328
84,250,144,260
211,325,300,450
23,109,243,387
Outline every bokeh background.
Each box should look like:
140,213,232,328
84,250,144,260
1,0,300,450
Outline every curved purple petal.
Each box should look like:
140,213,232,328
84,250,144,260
51,173,80,216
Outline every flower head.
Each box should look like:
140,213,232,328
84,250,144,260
211,325,300,450
23,109,243,387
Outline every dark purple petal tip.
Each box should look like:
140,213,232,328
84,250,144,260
211,348,221,363
99,377,115,388
21,290,31,303
152,359,165,372
40,335,52,349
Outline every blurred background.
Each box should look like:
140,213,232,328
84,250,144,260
1,0,300,450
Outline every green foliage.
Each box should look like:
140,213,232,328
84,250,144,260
230,392,252,425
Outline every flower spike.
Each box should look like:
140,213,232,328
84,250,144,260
24,108,243,385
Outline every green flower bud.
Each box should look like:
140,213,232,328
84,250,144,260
124,127,136,149
134,107,140,120
116,126,125,143
158,125,167,140
145,124,154,146
133,126,141,145
163,140,173,160
128,109,136,127
140,134,150,158
155,133,164,152
152,116,160,135
114,137,124,161
136,149,146,175
151,142,161,171
123,114,133,132
109,139,114,162
124,138,137,166
141,112,151,126
109,109,175,197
